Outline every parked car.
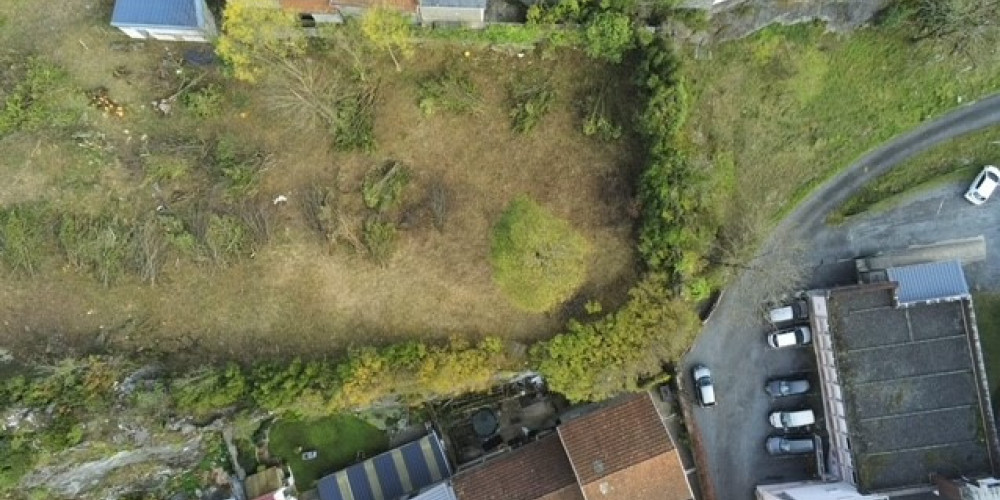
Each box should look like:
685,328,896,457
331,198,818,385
765,378,811,398
691,364,716,407
766,299,809,325
769,409,816,431
964,165,1000,205
767,326,812,349
765,435,816,456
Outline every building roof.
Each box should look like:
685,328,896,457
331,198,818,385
317,433,452,500
419,0,488,9
412,482,459,500
452,434,582,500
827,283,994,493
887,259,970,306
557,393,674,485
245,467,286,500
111,0,205,28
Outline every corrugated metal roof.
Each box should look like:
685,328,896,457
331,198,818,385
111,0,202,28
419,0,488,9
411,482,458,500
886,260,970,306
317,433,451,500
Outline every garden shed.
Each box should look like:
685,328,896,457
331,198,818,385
111,0,218,42
418,0,488,26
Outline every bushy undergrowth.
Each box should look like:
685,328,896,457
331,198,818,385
0,57,81,136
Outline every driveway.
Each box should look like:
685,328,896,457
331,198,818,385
682,91,1000,500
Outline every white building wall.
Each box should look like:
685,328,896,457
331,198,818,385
756,481,888,500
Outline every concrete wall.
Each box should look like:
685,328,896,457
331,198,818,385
419,6,485,26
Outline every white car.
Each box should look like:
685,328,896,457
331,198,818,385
964,165,1000,205
766,326,812,349
691,364,716,407
769,409,815,431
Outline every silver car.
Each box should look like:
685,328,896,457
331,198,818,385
768,409,815,430
692,364,716,407
765,436,816,456
766,326,812,349
765,378,811,398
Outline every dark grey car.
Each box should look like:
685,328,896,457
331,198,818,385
765,436,816,456
765,378,811,398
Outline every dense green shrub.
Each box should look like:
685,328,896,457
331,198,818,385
635,36,716,299
532,273,699,402
172,363,248,418
417,65,481,116
509,76,556,134
582,11,635,63
490,196,590,312
362,162,410,212
0,57,80,136
181,84,224,118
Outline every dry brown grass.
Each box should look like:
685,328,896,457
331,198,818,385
0,1,640,361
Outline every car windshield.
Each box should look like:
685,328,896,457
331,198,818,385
699,377,712,387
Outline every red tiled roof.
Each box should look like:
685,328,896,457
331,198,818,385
580,452,691,500
557,393,674,485
453,434,583,500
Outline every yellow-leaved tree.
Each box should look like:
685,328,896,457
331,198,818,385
216,0,305,83
360,7,414,72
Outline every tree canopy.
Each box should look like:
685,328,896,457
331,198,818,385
360,7,414,72
490,195,590,313
216,0,305,83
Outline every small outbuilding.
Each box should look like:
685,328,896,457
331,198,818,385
418,0,488,26
111,0,218,42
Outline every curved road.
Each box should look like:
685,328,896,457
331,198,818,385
683,91,1000,500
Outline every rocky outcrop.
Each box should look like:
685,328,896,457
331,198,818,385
683,0,892,40
21,437,202,498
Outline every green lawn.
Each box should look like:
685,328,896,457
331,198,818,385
831,126,1000,222
268,415,388,490
974,293,1000,400
683,23,1000,244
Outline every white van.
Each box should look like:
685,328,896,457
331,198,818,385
767,299,809,324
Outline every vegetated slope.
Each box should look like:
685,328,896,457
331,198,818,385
684,22,1000,254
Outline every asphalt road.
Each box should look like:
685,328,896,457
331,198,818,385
682,91,1000,500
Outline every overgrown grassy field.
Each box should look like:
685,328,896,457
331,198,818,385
268,416,388,490
832,126,1000,221
0,0,640,360
683,23,1000,245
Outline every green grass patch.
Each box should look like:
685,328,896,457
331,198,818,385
831,127,1000,222
685,23,1000,235
268,415,388,490
974,293,1000,400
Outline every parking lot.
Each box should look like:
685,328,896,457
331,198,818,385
682,301,826,500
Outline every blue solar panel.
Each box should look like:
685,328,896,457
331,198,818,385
374,453,403,498
316,435,452,500
317,474,345,500
431,440,450,478
346,464,375,500
401,441,434,487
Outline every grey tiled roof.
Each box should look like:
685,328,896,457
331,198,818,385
111,0,201,28
887,259,970,306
